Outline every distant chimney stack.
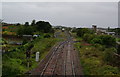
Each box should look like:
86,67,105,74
92,25,97,32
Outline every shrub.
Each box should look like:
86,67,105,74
118,39,120,42
17,26,34,35
103,48,117,64
82,57,101,75
83,34,95,43
44,34,51,38
22,39,28,45
2,58,25,77
94,44,105,51
76,28,93,37
91,37,102,44
98,65,119,75
99,35,116,47
85,34,116,47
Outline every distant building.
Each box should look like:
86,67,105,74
105,32,115,36
92,25,115,36
96,29,107,35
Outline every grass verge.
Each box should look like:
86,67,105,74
2,37,61,77
74,37,120,76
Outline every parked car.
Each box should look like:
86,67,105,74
33,35,40,38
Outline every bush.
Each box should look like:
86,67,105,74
118,39,120,42
82,57,102,75
91,37,102,44
99,35,116,47
76,28,93,37
75,34,120,75
17,26,34,35
83,34,95,43
44,34,51,38
98,65,119,75
103,48,117,64
0,39,7,44
94,44,105,51
83,34,116,47
2,58,26,77
22,39,28,45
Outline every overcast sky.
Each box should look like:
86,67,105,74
2,2,118,28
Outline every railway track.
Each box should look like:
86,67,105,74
29,34,83,77
40,41,66,76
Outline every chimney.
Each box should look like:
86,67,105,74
92,25,97,32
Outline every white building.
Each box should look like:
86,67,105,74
105,32,115,36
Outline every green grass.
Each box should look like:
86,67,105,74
31,37,61,62
116,38,120,42
74,38,120,76
2,36,61,77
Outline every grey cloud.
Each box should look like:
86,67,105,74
2,2,118,28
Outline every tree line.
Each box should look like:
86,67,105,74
75,28,116,47
17,20,54,35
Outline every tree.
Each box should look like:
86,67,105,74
31,20,36,26
24,22,29,26
16,23,21,26
36,21,52,33
83,34,95,43
76,28,93,37
17,26,34,35
91,37,102,44
108,27,110,31
99,35,116,47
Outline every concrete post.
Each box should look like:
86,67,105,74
36,52,39,62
